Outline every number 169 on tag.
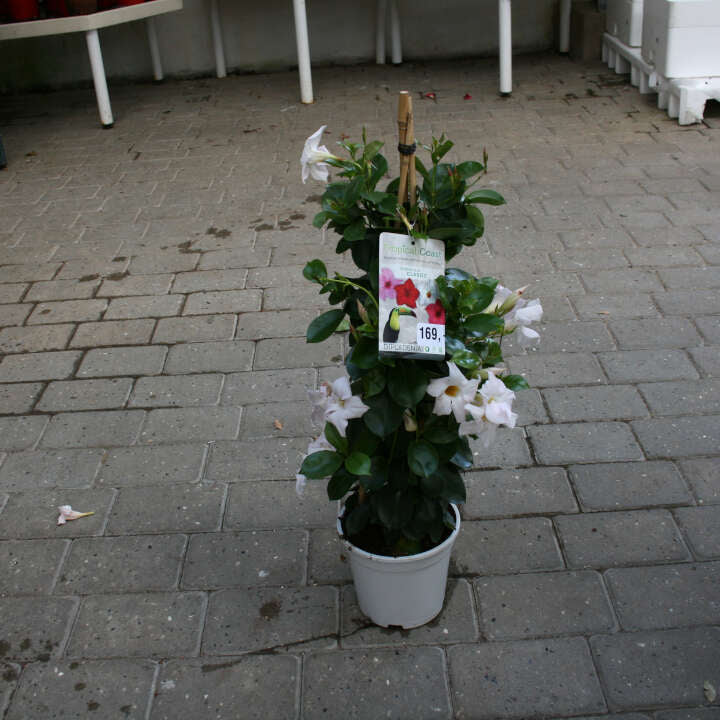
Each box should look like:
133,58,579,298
417,323,445,352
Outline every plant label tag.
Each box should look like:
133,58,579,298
378,232,445,360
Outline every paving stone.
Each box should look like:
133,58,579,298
632,416,720,458
581,269,663,294
235,309,319,340
77,345,167,378
674,506,720,559
0,596,78,662
0,284,27,304
555,510,690,568
0,350,81,382
0,662,18,717
153,314,236,344
139,407,240,444
475,570,615,640
262,283,329,311
0,263,60,283
531,321,615,353
128,251,199,275
463,467,577,518
659,266,720,289
26,299,107,325
68,592,204,658
590,627,720,710
70,318,155,348
609,318,702,350
55,257,130,280
25,278,99,302
151,656,299,720
570,461,692,511
183,290,262,315
0,323,74,353
253,336,344,369
571,293,660,320
96,443,206,487
696,316,720,344
639,380,720,417
449,637,606,719
307,527,352,584
0,303,33,327
0,448,103,491
689,346,720,377
172,268,248,294
469,427,533,468
221,368,315,404
240,400,316,439
598,349,699,383
97,273,173,297
203,585,337,654
508,352,606,387
0,488,114,539
163,340,254,374
207,437,306,482
0,539,68,594
224,479,337,529
197,248,271,271
0,415,48,451
5,659,155,720
129,373,222,407
0,382,43,414
655,710,720,720
655,289,720,316
606,561,720,631
58,534,186,593
528,422,643,465
104,294,184,319
452,517,564,575
41,410,144,448
37,378,133,412
107,485,224,534
551,248,628,271
680,458,720,504
543,385,648,422
181,529,306,589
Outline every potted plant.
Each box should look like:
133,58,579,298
296,114,542,629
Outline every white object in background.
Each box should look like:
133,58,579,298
498,0,512,94
642,0,720,78
657,75,720,124
606,0,644,46
210,0,226,79
559,0,572,52
375,0,402,65
338,504,461,629
602,32,658,93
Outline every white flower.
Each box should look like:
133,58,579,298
427,362,479,424
57,505,94,525
308,385,331,426
296,432,334,497
459,374,517,447
486,284,513,313
505,297,543,347
301,125,335,183
324,376,369,436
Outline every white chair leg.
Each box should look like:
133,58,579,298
498,0,512,95
559,0,571,53
146,17,163,81
390,0,402,64
85,28,113,128
376,0,387,64
292,0,313,103
210,0,226,79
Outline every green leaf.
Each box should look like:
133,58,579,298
300,450,344,479
415,156,429,180
362,366,386,397
361,455,388,491
465,205,485,234
451,348,481,371
363,140,384,162
465,189,506,206
408,440,439,478
345,503,371,535
463,314,504,337
360,190,389,204
428,226,462,241
327,467,356,500
450,437,473,470
387,363,428,408
423,416,459,444
348,336,378,369
446,267,474,284
369,154,389,188
440,465,466,503
312,211,329,228
303,259,327,284
343,219,366,244
324,421,348,454
347,421,381,456
363,393,404,437
306,309,345,343
345,451,372,476
502,374,530,391
456,161,485,180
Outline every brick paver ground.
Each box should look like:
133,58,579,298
1,53,719,719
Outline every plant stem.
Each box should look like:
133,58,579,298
323,276,379,313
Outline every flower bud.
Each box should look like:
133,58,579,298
403,409,418,432
356,299,369,325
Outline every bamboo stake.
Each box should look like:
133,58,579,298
396,90,416,210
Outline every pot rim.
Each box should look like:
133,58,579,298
337,502,461,564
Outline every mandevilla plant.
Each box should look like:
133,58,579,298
297,126,543,557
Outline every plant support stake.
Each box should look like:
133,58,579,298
397,91,417,209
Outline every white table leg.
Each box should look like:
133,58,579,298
390,0,402,64
292,0,313,103
85,28,113,128
559,0,571,53
211,0,227,79
146,17,163,81
376,0,387,64
498,0,512,95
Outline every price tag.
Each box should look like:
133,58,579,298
416,322,445,350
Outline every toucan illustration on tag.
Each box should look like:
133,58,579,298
382,306,417,343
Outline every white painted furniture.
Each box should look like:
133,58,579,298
0,0,183,127
375,0,573,94
606,0,644,46
642,0,720,78
208,0,313,103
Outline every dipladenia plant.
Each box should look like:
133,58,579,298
297,127,543,556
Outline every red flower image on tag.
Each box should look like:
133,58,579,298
395,278,420,308
426,300,446,324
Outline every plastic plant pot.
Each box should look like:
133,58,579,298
7,0,40,21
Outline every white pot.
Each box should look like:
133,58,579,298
337,503,461,629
